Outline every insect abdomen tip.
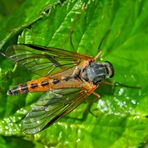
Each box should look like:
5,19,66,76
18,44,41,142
7,90,13,96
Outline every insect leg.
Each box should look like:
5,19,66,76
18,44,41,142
94,50,102,60
102,80,114,86
102,80,142,89
94,29,111,60
80,101,98,121
114,82,142,89
65,100,97,121
82,93,102,120
92,92,100,98
79,84,100,120
65,83,99,121
97,29,111,51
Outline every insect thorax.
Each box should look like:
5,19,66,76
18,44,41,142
82,61,114,85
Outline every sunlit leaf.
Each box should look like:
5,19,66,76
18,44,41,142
0,0,147,147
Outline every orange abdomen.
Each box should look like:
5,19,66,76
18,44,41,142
7,77,53,96
27,77,53,92
7,75,83,96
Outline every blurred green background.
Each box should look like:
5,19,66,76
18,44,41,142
0,0,148,147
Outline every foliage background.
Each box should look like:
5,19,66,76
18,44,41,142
0,0,148,147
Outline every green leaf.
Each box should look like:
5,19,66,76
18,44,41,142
0,0,148,147
0,0,24,17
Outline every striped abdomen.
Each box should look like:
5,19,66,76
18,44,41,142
7,77,51,96
7,76,82,96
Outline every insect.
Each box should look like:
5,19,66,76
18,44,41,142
5,44,114,134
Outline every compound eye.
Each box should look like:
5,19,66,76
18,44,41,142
104,61,114,78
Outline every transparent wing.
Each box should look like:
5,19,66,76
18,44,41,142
5,44,93,76
22,88,91,134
